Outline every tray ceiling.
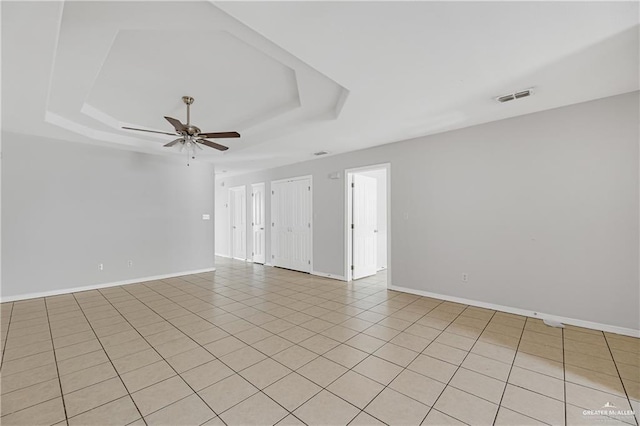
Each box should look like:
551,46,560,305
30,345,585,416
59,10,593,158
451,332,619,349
2,1,638,175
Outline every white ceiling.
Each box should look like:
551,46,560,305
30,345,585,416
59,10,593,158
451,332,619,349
2,1,638,176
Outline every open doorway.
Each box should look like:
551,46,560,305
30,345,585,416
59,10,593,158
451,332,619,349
346,164,390,286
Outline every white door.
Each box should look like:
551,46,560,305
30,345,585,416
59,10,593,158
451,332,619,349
252,183,266,264
352,174,377,279
271,178,312,273
230,186,246,260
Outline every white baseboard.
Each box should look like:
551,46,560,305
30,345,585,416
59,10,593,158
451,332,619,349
0,268,216,303
388,285,640,338
311,271,347,281
215,253,248,262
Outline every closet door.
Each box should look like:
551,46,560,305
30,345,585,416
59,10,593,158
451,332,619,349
271,177,311,273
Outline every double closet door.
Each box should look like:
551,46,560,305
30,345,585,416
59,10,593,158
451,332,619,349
271,177,312,273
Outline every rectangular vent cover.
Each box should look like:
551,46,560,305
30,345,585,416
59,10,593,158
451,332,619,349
497,89,533,103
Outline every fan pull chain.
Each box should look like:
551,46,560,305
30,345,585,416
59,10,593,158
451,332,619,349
186,141,196,166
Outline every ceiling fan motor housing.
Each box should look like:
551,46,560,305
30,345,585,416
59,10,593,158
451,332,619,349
183,125,201,136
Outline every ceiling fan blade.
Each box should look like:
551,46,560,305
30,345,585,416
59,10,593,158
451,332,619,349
163,138,183,147
164,116,186,132
122,126,177,136
198,131,240,139
196,139,229,151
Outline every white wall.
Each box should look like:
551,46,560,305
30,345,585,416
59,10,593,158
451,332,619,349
216,92,639,333
358,169,388,270
2,131,215,300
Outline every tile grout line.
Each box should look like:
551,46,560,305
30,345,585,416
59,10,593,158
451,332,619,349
352,303,470,425
0,302,15,370
126,273,394,424
95,287,222,425
43,297,70,425
602,332,639,426
321,298,450,425
255,285,438,425
508,332,634,400
0,302,65,421
4,272,473,424
157,263,640,424
490,316,534,425
6,262,635,426
563,327,568,426
205,272,497,424
110,279,339,424
213,270,428,401
412,309,500,426
58,284,476,426
127,270,410,424
159,275,365,426
70,292,147,425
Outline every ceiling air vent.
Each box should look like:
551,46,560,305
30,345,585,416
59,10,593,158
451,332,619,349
496,88,533,103
313,151,329,156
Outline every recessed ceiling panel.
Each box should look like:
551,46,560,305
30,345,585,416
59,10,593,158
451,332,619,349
87,30,299,132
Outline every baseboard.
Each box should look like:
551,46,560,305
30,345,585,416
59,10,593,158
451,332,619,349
388,285,640,338
311,271,347,281
0,268,216,303
215,252,248,262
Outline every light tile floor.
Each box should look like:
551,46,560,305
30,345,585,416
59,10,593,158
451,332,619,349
1,257,638,425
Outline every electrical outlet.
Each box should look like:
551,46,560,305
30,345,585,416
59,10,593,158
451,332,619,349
462,273,468,282
98,263,104,271
127,260,133,268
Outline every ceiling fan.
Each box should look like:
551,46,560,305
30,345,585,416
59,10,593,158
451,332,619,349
122,96,240,154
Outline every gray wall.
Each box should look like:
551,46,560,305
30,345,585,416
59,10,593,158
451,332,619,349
2,131,215,299
216,92,639,331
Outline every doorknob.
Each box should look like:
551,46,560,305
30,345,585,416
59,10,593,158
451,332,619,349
260,227,264,230
374,229,378,233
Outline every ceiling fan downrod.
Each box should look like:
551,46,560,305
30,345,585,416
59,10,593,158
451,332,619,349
182,96,194,125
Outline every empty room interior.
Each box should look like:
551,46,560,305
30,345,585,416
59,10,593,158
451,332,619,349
1,1,639,425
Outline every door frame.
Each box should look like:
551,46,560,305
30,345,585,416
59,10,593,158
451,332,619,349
229,185,247,261
251,182,266,264
270,175,313,273
345,163,391,285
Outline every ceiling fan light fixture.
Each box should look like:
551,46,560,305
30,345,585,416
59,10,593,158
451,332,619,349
121,96,240,158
